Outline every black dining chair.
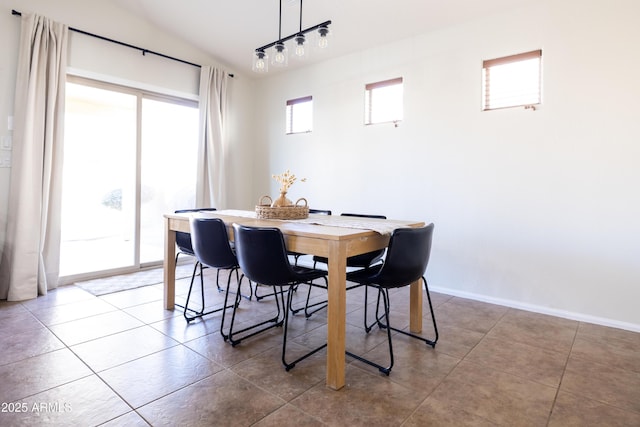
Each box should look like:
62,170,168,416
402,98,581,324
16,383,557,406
185,217,243,325
289,208,332,266
298,213,387,318
312,212,387,270
254,208,333,301
228,223,328,371
173,208,217,316
345,224,438,375
309,208,332,215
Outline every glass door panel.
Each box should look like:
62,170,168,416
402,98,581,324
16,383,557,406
60,83,137,277
140,98,198,264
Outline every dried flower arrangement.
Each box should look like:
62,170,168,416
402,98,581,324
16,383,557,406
272,169,307,193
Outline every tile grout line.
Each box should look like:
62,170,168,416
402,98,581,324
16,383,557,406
544,319,580,426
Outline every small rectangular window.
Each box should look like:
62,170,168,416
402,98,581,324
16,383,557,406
365,77,403,125
482,49,542,111
286,96,312,134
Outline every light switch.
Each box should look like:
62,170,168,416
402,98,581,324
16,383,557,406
8,116,13,131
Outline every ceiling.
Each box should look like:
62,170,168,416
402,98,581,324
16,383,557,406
112,0,534,77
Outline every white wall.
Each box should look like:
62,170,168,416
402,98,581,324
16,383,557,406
253,0,640,331
0,0,257,261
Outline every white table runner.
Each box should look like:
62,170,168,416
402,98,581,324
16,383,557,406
212,209,402,235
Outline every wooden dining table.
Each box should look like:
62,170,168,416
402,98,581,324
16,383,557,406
163,209,425,390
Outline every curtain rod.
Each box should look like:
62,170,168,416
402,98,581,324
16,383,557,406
11,9,234,78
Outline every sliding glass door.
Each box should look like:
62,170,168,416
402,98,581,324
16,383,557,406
140,98,199,264
60,79,198,280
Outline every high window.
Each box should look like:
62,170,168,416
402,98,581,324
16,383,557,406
365,77,403,125
286,96,313,134
482,49,542,110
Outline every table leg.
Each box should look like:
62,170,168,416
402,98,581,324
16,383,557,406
163,216,176,310
326,241,347,390
409,279,423,333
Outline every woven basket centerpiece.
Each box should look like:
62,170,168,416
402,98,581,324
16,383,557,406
255,170,309,219
255,195,309,220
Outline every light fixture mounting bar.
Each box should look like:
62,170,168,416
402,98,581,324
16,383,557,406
255,20,332,52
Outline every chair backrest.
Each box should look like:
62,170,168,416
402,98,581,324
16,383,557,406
341,213,387,267
372,224,434,288
232,224,296,286
341,213,386,220
310,209,332,215
174,208,217,254
189,217,237,269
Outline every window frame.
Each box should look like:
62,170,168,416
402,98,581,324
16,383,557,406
285,95,313,134
364,77,404,125
482,49,542,111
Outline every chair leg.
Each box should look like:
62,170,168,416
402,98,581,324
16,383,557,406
199,263,205,313
295,279,363,319
237,268,254,300
422,277,439,345
216,267,252,300
184,263,236,323
173,254,203,313
364,286,379,332
215,268,223,292
349,279,439,375
375,288,387,328
254,281,291,301
219,268,237,341
373,277,439,347
173,254,189,311
290,277,328,318
227,279,285,347
363,286,387,332
282,286,327,371
254,284,268,300
182,261,203,321
380,288,394,374
346,287,394,375
254,283,276,301
304,289,327,317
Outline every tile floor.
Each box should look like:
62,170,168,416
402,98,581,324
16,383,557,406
1,267,639,426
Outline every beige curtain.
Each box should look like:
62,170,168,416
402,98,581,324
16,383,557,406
0,14,68,300
196,66,229,208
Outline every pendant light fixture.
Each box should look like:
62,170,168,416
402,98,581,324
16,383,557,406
271,0,288,67
252,0,331,73
293,3,307,60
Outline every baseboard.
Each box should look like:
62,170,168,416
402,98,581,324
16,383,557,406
430,285,640,334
